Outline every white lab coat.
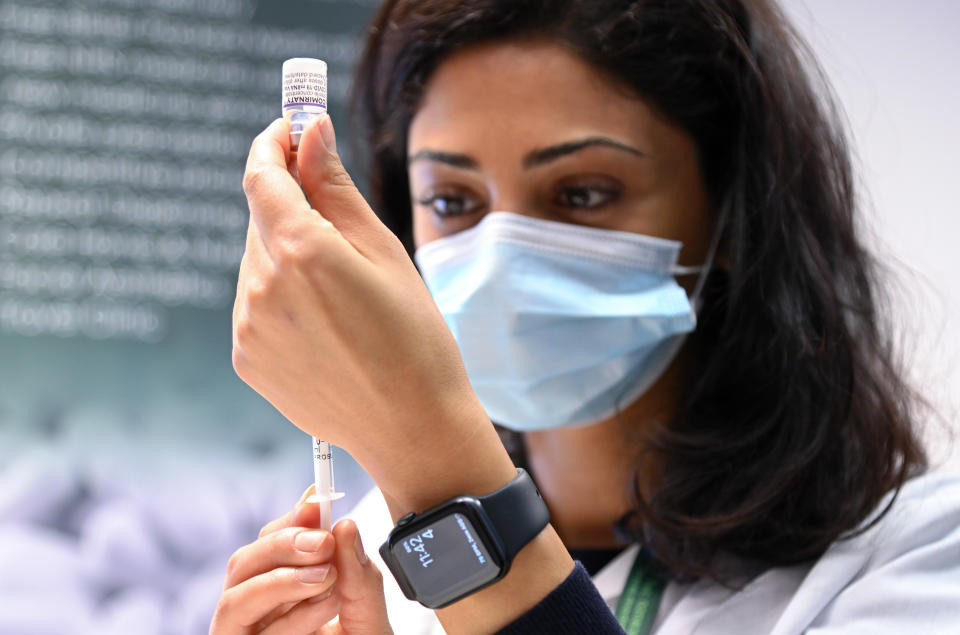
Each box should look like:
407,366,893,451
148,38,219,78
348,469,960,634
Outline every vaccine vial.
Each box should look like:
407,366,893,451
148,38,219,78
282,57,328,150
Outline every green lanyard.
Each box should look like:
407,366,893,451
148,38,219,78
614,551,665,635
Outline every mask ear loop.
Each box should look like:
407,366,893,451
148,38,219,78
677,204,730,312
608,205,731,427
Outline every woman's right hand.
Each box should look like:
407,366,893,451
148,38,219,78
209,486,392,635
232,116,517,511
231,117,574,635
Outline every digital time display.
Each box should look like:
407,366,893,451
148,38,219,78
390,511,502,608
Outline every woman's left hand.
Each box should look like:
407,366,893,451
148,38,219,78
210,486,392,635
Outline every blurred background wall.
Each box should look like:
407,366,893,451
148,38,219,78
785,0,960,466
0,1,957,633
0,1,378,633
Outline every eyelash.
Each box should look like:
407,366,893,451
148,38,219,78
414,180,623,220
415,192,484,217
552,185,620,210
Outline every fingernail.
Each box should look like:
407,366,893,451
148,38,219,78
297,564,331,583
308,588,334,603
300,484,315,502
294,530,328,553
319,114,337,152
354,532,368,565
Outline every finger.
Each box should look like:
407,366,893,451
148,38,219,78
242,118,319,250
242,212,273,268
257,495,327,543
258,592,340,635
232,249,249,342
297,114,403,261
223,525,334,591
213,564,338,631
253,600,298,634
290,499,325,529
287,148,301,184
258,485,317,538
232,218,272,350
331,518,391,634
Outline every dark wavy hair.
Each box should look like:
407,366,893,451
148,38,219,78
352,0,928,580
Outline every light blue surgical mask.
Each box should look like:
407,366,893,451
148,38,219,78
414,212,712,431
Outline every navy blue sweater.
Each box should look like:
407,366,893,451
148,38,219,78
496,563,626,634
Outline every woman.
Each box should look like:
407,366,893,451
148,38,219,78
212,0,960,633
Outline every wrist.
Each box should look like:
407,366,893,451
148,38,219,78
379,467,556,611
358,396,517,520
437,525,574,633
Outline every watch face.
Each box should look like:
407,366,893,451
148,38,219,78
389,511,503,608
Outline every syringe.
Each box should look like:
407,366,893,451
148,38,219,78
309,437,345,531
281,57,344,531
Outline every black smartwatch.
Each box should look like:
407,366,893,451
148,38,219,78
379,468,550,609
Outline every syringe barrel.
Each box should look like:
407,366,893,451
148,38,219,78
311,437,334,531
313,437,334,495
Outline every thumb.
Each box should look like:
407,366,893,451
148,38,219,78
330,518,392,635
297,114,396,259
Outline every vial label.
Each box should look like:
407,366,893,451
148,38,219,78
282,71,327,110
281,58,327,150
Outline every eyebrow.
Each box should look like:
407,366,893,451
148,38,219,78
407,136,645,171
522,137,645,169
407,149,480,170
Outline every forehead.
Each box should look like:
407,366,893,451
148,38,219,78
408,39,682,160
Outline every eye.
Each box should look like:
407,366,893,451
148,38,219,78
415,187,484,218
552,178,621,210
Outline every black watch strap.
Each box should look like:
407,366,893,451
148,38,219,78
479,468,550,561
